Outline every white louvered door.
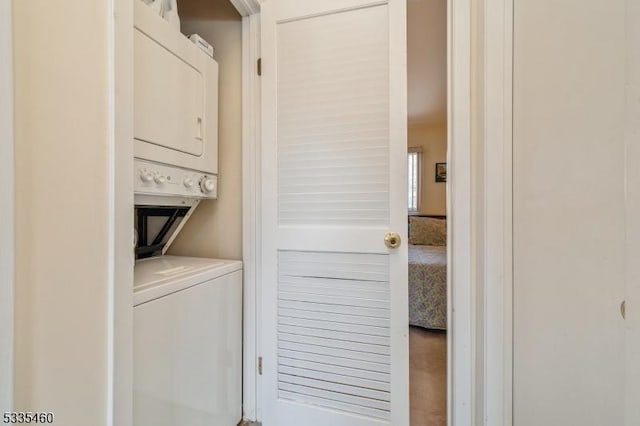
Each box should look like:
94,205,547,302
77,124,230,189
261,1,408,425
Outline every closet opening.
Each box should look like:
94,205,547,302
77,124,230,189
406,0,448,424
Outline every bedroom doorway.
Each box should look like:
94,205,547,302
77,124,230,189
407,0,448,425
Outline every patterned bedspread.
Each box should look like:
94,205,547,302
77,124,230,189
408,244,447,330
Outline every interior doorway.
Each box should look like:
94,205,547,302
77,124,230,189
406,0,448,424
245,0,479,423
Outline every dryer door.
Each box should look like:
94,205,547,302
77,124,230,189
133,0,219,175
134,28,204,157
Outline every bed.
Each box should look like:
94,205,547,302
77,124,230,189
408,216,447,330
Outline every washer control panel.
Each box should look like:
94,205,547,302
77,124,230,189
134,159,217,199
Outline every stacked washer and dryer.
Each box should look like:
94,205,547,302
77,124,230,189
132,2,242,425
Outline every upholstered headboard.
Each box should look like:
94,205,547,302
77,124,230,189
408,215,447,245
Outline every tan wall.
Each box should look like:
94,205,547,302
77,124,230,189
408,123,447,215
407,0,448,217
407,0,447,125
169,0,243,260
13,1,111,423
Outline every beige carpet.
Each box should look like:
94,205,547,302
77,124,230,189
410,326,447,426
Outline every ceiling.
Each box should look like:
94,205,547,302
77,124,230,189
407,0,447,126
178,0,242,20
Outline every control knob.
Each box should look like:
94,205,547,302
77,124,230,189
140,171,153,183
183,177,195,188
200,177,216,194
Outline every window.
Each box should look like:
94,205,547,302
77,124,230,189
408,148,422,212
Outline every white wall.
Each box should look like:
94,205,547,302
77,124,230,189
408,123,447,215
0,0,15,412
625,4,640,424
513,1,627,424
169,0,243,260
13,1,114,424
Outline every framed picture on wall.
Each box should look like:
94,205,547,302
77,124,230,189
435,163,447,182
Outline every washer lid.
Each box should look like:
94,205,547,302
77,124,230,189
134,255,242,305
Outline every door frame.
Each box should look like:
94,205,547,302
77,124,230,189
109,0,262,425
241,0,516,425
241,8,262,422
0,0,15,412
114,1,264,424
448,0,473,423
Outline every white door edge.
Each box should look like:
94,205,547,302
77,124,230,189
481,0,514,425
0,0,15,412
448,0,474,424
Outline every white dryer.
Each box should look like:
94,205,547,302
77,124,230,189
134,255,242,426
134,0,219,175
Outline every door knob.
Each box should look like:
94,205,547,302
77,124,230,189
384,232,401,249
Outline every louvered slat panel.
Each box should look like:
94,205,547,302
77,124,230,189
278,325,389,346
278,356,391,382
278,333,390,355
279,250,389,263
278,133,387,148
279,184,387,195
278,299,389,318
278,192,389,203
278,341,390,364
279,273,389,286
280,261,389,276
279,374,390,402
278,317,389,337
279,391,389,421
277,4,389,227
278,349,390,374
277,250,390,420
279,146,388,160
279,383,390,412
278,307,390,327
279,252,389,282
279,366,390,392
278,291,389,309
279,283,388,296
279,283,388,300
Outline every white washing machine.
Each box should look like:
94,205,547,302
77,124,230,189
133,255,242,426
